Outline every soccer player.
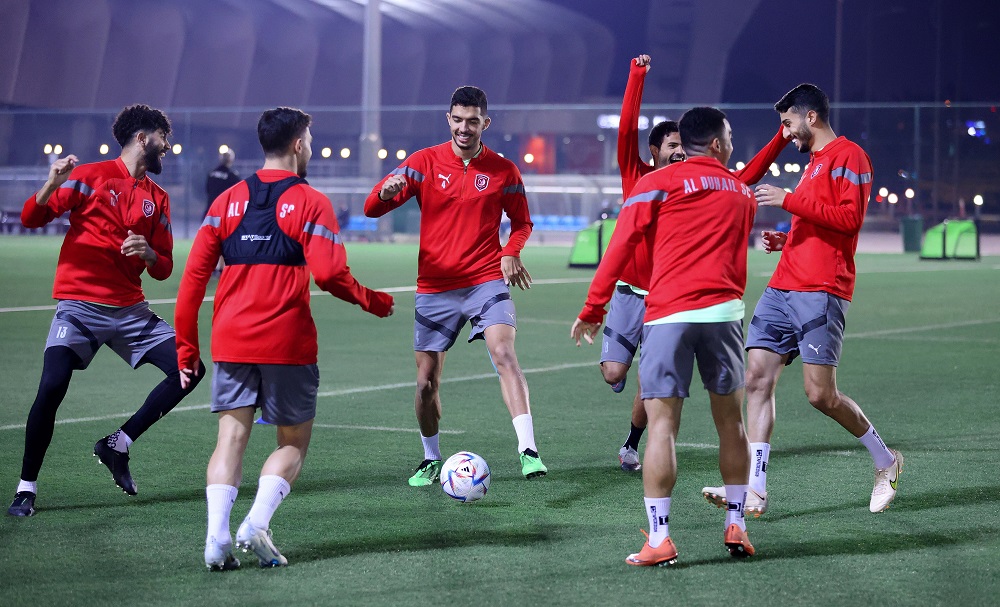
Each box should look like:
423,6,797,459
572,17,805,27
605,54,686,473
607,54,789,473
7,105,202,517
573,107,759,565
364,86,547,485
175,107,394,570
702,84,903,516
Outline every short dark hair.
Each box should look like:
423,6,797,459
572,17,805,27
678,107,727,151
112,104,171,147
450,86,488,115
774,83,830,123
648,120,679,149
257,107,312,155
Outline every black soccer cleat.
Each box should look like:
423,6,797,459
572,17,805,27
7,491,37,517
94,437,138,496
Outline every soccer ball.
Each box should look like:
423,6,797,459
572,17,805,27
440,451,491,503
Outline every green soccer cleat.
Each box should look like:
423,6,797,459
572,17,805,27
408,459,442,487
520,449,547,479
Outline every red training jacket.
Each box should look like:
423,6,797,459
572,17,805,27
614,58,788,290
769,136,872,301
21,157,173,306
580,156,757,324
175,169,394,369
364,142,532,293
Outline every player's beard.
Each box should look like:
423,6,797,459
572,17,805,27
144,143,164,174
792,123,814,153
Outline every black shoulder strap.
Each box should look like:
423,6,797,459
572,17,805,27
245,174,308,209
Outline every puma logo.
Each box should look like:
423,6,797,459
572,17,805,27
438,173,451,188
807,344,822,355
109,189,119,207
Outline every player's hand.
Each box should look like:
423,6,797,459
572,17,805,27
379,175,407,201
46,155,79,188
634,55,651,71
501,255,532,290
571,318,601,347
121,230,158,264
179,363,202,389
755,184,787,208
761,230,788,253
387,303,395,317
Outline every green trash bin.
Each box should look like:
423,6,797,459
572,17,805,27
901,216,923,252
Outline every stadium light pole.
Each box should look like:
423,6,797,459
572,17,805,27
360,0,383,180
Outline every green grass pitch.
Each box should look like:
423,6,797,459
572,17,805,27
0,237,998,606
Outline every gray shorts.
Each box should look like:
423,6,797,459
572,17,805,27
44,300,174,369
211,362,320,426
746,287,849,366
600,285,645,365
638,321,746,399
413,279,516,352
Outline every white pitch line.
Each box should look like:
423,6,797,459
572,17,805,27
847,318,1000,338
0,361,596,432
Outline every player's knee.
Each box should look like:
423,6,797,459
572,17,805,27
600,363,627,385
805,385,838,412
416,374,439,400
489,343,518,371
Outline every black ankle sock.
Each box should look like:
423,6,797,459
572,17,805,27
623,424,645,450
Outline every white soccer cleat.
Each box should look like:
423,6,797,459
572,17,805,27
701,486,768,517
204,536,240,571
870,449,904,513
618,446,641,472
236,519,288,568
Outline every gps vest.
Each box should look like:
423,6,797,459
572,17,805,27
221,174,307,267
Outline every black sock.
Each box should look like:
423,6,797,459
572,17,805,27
20,347,82,482
623,423,645,450
120,338,204,442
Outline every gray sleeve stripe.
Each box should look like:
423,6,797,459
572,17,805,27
503,184,526,195
622,189,668,210
60,180,94,197
303,221,341,244
201,216,221,228
390,166,425,182
830,167,872,186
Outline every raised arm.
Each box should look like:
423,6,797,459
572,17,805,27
733,124,789,186
618,56,650,196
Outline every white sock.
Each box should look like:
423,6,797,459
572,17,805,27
858,425,895,469
749,442,770,495
421,433,441,461
725,484,748,531
512,414,537,453
108,429,133,454
246,475,291,530
17,480,38,495
206,484,238,543
643,496,671,548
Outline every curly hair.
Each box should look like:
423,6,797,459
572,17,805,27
111,104,172,147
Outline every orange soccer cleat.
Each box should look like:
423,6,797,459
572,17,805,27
724,524,755,558
625,530,679,567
